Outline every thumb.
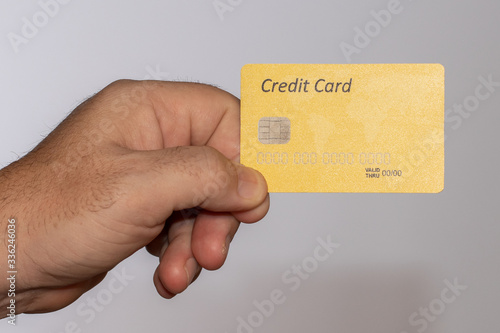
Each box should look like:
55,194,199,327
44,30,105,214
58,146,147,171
124,146,269,222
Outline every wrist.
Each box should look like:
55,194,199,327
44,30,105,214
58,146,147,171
0,213,42,317
0,162,48,317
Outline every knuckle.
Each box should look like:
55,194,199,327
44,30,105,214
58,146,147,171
175,146,236,201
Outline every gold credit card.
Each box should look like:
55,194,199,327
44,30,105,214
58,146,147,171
240,64,445,193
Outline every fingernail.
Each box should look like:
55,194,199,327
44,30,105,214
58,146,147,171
237,165,263,199
185,258,198,285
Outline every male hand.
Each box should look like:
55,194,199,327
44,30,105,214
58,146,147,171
0,80,269,315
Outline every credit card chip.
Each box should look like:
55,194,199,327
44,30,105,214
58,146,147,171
258,117,291,144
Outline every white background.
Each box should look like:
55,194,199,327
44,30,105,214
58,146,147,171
1,1,499,332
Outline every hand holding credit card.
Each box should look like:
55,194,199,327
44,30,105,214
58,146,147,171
240,64,445,193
